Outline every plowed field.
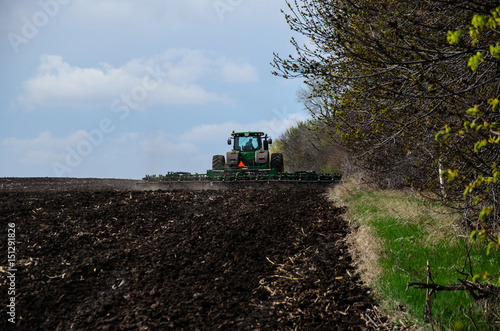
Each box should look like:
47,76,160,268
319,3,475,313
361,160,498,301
0,178,379,330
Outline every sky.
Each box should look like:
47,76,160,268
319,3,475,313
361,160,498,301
0,0,309,179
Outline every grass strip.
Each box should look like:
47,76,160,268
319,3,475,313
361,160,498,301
331,179,500,330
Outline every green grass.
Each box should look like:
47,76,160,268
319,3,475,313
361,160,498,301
337,186,500,330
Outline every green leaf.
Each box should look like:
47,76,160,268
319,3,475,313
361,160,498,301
488,98,500,111
487,242,495,255
471,230,478,242
466,105,482,116
468,52,484,71
445,169,459,182
487,9,500,29
479,206,493,222
490,42,500,58
447,29,463,45
474,139,488,152
472,14,487,29
469,28,479,45
435,130,446,141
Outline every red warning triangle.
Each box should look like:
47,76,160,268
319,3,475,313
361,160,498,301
238,161,245,167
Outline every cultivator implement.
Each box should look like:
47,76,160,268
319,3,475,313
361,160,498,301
139,130,342,189
142,169,341,187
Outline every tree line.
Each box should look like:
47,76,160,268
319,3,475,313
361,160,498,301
272,0,500,320
273,0,499,225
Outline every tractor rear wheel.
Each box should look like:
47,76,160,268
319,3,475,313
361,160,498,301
212,155,225,170
270,153,284,172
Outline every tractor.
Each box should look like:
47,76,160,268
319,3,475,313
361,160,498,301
142,130,341,184
212,131,284,172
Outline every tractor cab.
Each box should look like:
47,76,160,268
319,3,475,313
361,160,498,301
212,131,282,171
228,131,271,152
235,135,261,151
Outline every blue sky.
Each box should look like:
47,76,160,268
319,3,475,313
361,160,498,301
0,0,308,178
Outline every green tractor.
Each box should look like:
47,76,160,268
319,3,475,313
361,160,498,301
212,131,284,172
141,130,341,184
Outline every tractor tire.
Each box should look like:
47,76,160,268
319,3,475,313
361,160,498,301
212,155,225,170
270,153,284,172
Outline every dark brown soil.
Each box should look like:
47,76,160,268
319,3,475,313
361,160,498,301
0,178,379,330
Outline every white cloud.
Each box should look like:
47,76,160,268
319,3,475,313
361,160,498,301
179,111,309,143
20,55,129,110
252,111,310,138
220,60,258,83
2,130,85,152
0,109,309,176
140,131,197,155
138,131,202,174
135,110,308,173
112,132,139,144
19,50,258,110
1,129,199,175
1,130,87,165
179,122,242,144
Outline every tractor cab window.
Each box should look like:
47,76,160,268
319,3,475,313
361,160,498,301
235,136,261,151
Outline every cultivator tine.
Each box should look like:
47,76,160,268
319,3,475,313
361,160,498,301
142,170,341,185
